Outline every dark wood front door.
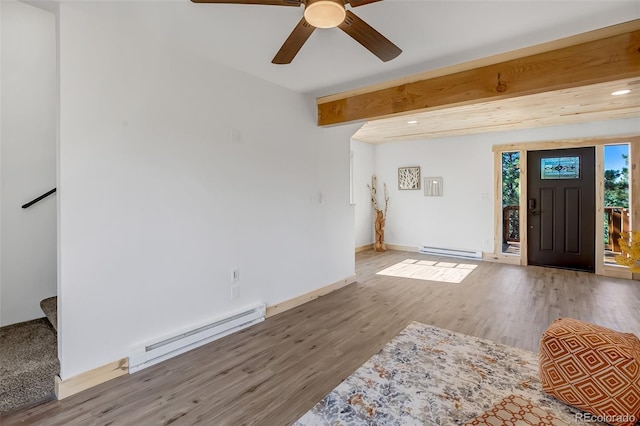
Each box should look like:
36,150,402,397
527,147,595,272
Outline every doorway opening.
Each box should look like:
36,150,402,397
493,137,638,278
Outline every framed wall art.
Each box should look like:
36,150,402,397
424,177,443,196
398,166,421,190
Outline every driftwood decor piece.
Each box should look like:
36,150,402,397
368,175,389,252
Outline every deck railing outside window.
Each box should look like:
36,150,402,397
502,205,520,243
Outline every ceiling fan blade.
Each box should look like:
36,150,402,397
346,0,382,7
338,10,401,62
191,0,301,6
272,17,316,64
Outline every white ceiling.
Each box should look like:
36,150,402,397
90,0,639,96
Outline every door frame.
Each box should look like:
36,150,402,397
491,135,640,279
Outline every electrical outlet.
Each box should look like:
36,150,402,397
232,268,240,282
231,285,240,300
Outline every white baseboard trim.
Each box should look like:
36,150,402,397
266,275,356,318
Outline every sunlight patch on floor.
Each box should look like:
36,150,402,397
376,258,478,283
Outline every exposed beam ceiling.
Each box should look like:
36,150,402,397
352,78,639,143
317,20,640,127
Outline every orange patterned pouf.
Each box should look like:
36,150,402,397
539,318,640,426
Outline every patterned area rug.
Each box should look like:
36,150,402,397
295,322,606,426
464,395,572,425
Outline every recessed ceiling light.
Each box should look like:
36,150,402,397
611,89,631,96
407,120,418,124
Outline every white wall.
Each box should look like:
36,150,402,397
57,2,358,378
351,140,375,248
0,1,57,326
373,118,639,253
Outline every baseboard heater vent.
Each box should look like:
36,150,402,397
129,302,266,373
418,245,482,260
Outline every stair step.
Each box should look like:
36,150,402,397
0,318,59,413
40,297,57,331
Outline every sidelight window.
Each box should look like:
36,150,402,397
603,144,630,265
501,152,521,255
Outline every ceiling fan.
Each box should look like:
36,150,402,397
191,0,402,64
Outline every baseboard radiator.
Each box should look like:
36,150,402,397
129,302,266,373
418,245,482,260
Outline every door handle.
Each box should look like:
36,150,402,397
528,198,540,216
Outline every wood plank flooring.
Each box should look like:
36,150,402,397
2,249,639,426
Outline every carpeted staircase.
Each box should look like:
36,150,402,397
39,297,58,332
0,297,59,413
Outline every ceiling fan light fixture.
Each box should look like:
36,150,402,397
304,0,346,28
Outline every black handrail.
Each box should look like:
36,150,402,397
22,188,56,209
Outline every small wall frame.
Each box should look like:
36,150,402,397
424,177,443,196
398,166,421,190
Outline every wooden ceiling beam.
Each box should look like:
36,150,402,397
317,20,640,126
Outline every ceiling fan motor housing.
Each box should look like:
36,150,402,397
304,0,346,28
